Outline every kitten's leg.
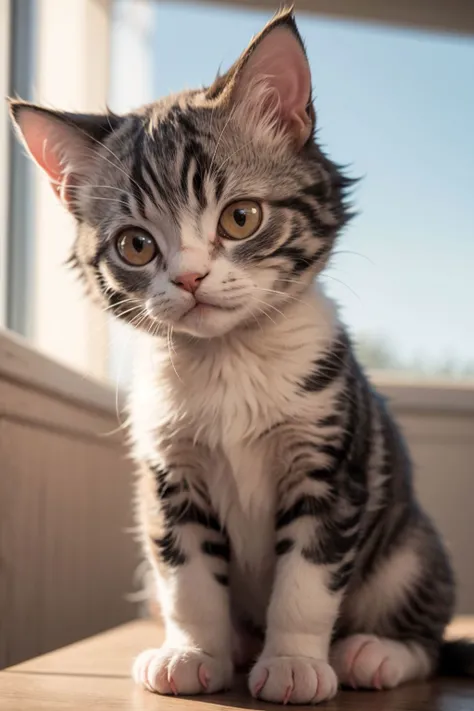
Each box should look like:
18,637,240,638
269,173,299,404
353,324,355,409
133,460,233,696
249,463,359,704
333,522,453,690
249,551,340,704
331,635,431,689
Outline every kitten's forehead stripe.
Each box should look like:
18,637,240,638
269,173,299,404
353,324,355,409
129,126,148,218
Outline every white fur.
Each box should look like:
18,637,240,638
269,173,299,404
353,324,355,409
130,288,346,698
332,635,431,689
343,545,422,632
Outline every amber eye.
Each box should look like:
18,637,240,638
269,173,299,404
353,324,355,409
116,228,157,267
218,200,262,240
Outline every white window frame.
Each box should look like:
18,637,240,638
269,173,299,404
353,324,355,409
22,0,112,379
0,0,11,327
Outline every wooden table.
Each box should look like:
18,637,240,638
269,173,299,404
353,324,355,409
1,618,474,710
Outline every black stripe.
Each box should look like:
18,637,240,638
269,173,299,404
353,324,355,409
173,108,199,137
360,505,385,552
314,442,343,459
276,494,332,529
318,414,341,428
202,540,230,561
303,526,358,566
154,531,186,567
270,196,326,235
346,378,373,489
154,467,183,500
191,141,209,209
119,191,132,216
214,573,229,586
180,141,193,198
301,333,349,393
302,180,329,201
307,467,335,482
129,126,147,218
214,167,226,202
360,505,413,579
329,560,354,592
93,266,132,315
166,501,221,532
275,538,294,556
232,223,283,265
338,510,362,532
271,244,328,275
143,156,168,204
106,259,152,293
192,167,205,208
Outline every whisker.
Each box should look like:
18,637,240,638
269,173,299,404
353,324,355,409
79,145,144,195
216,137,256,171
167,325,183,382
332,249,375,265
101,298,139,315
251,303,277,326
209,103,237,175
253,286,309,307
322,274,361,300
249,296,282,324
67,183,128,193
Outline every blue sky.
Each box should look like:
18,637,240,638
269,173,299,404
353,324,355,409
113,1,474,370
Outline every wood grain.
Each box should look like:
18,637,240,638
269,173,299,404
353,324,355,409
1,619,474,711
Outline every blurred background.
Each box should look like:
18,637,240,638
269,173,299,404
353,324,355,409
0,0,473,669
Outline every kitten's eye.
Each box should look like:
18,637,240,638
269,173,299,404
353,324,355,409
218,200,262,240
115,228,157,267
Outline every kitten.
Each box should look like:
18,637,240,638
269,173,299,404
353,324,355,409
10,8,473,704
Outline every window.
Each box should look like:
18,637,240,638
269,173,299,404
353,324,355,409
109,1,474,382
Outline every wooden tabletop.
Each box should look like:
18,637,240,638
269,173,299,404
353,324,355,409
1,618,474,710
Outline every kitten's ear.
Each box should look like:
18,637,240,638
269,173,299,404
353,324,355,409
8,100,119,209
207,8,313,149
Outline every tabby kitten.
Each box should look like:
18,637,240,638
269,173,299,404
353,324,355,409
10,8,471,705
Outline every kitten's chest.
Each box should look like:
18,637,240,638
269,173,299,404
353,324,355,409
187,345,297,448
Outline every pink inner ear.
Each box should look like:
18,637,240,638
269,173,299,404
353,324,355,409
16,109,66,187
235,26,312,145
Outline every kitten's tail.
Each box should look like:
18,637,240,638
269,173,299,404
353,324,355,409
439,640,474,677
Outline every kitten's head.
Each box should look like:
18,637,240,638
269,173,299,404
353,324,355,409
10,8,353,339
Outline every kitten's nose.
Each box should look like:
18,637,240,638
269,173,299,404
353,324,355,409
173,271,208,294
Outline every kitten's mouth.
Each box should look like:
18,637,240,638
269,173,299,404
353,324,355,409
183,298,239,317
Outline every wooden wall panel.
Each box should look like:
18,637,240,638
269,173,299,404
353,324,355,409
0,371,139,669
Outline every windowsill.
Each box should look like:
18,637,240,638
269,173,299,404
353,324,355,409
371,370,474,415
0,328,116,416
1,329,473,419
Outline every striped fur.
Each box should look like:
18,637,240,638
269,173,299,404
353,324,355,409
10,7,468,705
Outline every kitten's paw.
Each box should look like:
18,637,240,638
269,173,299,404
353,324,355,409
133,647,232,695
249,656,338,704
331,635,406,689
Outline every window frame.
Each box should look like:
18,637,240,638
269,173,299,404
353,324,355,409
6,0,37,337
3,0,112,381
0,0,11,328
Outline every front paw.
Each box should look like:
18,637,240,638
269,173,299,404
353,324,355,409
133,647,233,695
249,656,338,704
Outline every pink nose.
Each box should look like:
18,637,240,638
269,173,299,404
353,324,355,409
173,272,208,294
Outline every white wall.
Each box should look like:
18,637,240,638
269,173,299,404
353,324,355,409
379,379,474,613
